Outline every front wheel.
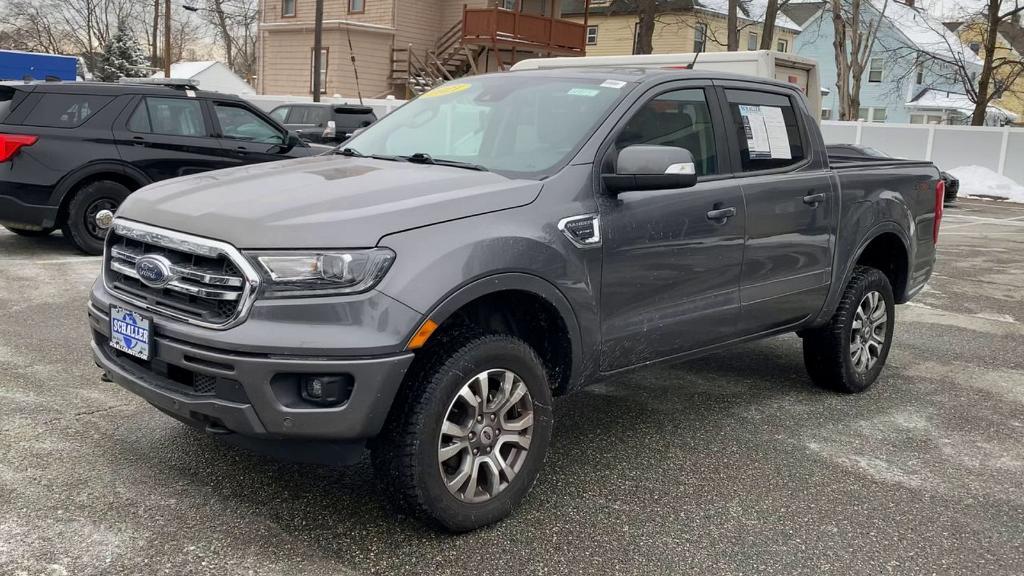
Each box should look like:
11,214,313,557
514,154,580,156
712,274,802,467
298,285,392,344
802,266,896,393
371,334,553,532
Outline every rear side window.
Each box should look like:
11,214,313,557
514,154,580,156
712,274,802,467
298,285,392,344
128,97,206,137
724,89,805,172
24,93,113,128
289,106,327,125
0,88,16,122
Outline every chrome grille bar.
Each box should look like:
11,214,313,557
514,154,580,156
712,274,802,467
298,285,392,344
110,260,243,301
111,245,245,287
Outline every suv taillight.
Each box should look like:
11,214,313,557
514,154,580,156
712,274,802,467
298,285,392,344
933,179,945,244
0,134,38,162
323,120,336,139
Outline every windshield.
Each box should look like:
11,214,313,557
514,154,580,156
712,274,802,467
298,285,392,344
345,75,631,178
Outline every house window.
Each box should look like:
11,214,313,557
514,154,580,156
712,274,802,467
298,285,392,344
586,25,598,45
310,47,328,94
969,42,981,54
501,0,517,10
916,63,924,84
868,57,883,82
282,0,295,17
747,32,758,50
858,107,886,122
349,0,365,13
821,109,832,120
776,39,788,52
694,23,707,52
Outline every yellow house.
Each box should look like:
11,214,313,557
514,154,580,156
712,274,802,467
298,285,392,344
561,0,801,57
948,19,1024,123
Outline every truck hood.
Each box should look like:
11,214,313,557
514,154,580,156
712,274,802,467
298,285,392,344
116,155,543,249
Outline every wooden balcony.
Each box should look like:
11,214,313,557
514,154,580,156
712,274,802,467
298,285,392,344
461,7,587,56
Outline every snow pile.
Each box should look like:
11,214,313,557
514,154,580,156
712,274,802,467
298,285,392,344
947,165,1024,203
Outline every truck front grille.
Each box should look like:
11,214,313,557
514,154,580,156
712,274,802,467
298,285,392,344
104,220,260,329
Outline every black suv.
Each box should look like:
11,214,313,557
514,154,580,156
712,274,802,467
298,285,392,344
269,103,377,145
0,80,313,254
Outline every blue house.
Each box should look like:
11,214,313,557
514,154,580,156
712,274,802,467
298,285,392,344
783,0,1009,124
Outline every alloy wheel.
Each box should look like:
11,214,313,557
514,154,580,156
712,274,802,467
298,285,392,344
850,290,887,372
84,198,119,241
437,369,534,503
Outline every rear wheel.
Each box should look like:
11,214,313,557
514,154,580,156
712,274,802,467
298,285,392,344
3,226,54,237
802,266,895,393
371,333,553,532
62,180,131,255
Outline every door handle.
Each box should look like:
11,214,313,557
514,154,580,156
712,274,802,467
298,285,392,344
803,193,826,206
131,136,146,147
706,207,736,222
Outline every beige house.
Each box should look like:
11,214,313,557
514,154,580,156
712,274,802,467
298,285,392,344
561,0,800,58
258,0,591,98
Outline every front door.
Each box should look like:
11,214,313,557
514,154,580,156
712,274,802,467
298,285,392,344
210,100,297,165
717,86,834,335
599,84,746,372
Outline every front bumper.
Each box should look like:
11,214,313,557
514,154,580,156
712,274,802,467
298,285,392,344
89,302,415,441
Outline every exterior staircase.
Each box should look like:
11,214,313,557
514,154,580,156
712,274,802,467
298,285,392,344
391,21,482,98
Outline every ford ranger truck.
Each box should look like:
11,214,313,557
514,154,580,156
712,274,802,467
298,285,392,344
88,68,943,532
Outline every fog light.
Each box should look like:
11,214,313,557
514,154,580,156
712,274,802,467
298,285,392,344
300,375,352,406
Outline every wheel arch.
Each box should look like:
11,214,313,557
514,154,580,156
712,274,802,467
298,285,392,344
49,162,151,226
415,273,584,395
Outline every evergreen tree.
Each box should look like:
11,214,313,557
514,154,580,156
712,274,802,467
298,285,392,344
96,27,149,82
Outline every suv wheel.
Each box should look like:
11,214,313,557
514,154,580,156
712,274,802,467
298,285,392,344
802,265,895,393
3,226,54,237
371,333,553,532
62,180,131,255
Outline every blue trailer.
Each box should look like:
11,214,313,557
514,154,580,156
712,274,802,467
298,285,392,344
0,50,78,82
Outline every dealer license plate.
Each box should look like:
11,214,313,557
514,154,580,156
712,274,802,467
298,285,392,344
109,305,152,361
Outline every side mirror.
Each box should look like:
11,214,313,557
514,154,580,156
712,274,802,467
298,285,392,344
283,131,304,149
603,145,698,195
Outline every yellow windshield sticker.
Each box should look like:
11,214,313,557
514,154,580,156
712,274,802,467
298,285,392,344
422,83,471,98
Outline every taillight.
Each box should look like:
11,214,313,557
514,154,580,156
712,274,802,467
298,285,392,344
933,179,945,244
0,134,38,162
323,120,336,139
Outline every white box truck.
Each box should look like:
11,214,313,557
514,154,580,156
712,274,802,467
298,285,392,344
511,50,822,120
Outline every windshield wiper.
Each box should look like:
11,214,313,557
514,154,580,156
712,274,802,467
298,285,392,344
333,147,404,162
401,152,489,172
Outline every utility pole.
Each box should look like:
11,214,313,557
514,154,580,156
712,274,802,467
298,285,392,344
312,0,324,101
164,0,172,77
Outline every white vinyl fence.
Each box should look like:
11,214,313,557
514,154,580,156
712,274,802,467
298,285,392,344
820,120,1024,187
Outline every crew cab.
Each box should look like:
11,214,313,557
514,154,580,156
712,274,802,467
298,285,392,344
0,80,312,254
88,68,943,532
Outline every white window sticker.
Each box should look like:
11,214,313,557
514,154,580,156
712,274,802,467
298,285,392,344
567,87,601,97
601,79,627,89
738,104,791,160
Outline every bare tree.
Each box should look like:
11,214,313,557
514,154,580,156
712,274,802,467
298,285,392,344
830,0,889,120
759,0,795,49
728,0,739,50
967,1,1024,124
186,0,259,80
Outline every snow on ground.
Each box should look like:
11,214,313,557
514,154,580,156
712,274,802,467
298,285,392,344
946,165,1024,203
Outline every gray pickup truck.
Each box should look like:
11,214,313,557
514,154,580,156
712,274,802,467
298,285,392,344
88,67,944,531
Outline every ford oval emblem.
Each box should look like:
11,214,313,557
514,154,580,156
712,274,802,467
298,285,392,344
135,255,175,288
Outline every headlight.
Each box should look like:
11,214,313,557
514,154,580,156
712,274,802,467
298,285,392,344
248,248,395,298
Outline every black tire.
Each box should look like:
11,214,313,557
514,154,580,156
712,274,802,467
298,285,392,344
802,266,896,393
3,225,54,237
371,333,554,532
61,180,131,255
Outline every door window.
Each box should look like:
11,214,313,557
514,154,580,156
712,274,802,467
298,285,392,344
214,103,284,144
289,106,327,125
724,89,805,172
615,88,718,176
128,97,206,136
269,106,290,122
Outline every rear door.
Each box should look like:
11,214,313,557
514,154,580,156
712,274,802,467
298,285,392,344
598,82,746,372
283,105,326,144
716,82,834,335
113,95,229,181
209,100,299,164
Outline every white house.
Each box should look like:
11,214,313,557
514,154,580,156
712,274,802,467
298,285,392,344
150,61,254,96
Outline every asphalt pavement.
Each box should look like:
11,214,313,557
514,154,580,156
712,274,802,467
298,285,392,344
1,199,1022,575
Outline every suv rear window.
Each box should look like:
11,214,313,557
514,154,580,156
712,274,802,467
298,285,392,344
23,93,113,128
333,108,376,132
